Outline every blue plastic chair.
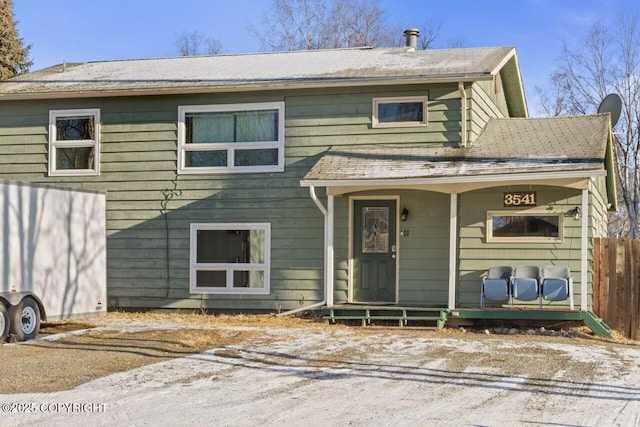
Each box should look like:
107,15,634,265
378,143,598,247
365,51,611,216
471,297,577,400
542,265,574,309
512,265,541,307
481,266,513,308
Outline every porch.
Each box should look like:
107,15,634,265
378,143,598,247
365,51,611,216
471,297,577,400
322,304,614,338
299,115,617,335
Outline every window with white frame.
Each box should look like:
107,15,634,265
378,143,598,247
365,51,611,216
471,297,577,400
178,102,285,174
486,211,563,243
48,109,100,176
189,223,271,294
372,96,428,128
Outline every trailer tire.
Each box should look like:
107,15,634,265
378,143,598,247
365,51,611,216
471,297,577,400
0,304,9,342
9,297,40,341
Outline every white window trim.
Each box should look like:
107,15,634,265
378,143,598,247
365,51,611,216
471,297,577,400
189,223,271,295
372,96,428,128
486,210,564,243
178,102,285,174
48,109,101,176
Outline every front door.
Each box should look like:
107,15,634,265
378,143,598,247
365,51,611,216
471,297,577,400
353,200,397,303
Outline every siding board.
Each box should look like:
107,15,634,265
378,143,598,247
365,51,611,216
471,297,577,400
0,82,517,311
457,185,592,308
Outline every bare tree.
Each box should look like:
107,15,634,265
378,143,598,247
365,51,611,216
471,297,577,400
416,20,441,49
175,31,222,56
387,20,441,48
538,18,640,238
442,36,469,49
535,72,571,117
252,0,423,50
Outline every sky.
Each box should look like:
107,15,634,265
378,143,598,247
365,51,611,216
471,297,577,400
12,0,640,116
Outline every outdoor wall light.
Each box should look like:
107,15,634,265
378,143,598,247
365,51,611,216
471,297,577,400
401,207,409,221
568,206,581,220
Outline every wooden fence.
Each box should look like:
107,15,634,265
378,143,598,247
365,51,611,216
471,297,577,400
593,238,640,340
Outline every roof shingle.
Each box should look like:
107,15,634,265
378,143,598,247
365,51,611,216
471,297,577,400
302,114,611,182
0,46,515,97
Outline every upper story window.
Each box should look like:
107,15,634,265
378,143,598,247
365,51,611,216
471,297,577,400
372,96,428,128
486,211,563,243
178,102,285,174
48,109,100,176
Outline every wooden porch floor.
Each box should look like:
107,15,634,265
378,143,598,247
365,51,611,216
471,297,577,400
322,305,614,338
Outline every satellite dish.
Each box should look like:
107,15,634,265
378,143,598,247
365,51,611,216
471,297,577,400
597,93,622,127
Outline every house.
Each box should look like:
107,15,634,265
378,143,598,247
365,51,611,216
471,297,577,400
0,32,617,316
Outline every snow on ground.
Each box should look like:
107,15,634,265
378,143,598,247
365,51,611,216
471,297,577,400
2,325,640,427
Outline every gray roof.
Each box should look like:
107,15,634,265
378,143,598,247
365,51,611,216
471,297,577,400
302,114,611,184
0,46,518,99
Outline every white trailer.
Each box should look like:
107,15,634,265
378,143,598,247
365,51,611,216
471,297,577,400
0,180,106,342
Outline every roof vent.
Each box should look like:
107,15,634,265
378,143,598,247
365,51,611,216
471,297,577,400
403,28,420,50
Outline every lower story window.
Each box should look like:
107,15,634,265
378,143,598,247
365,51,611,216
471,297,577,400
486,211,563,243
189,223,270,294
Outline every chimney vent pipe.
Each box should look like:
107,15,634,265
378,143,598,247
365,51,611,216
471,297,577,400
404,28,420,50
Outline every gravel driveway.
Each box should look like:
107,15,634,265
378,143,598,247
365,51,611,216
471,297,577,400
2,317,639,426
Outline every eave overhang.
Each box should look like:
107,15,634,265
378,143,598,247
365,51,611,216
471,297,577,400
301,169,605,196
0,74,496,101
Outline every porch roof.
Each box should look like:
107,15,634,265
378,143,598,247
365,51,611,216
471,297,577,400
301,114,615,198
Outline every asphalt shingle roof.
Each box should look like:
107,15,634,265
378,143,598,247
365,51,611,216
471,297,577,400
302,114,611,182
0,46,516,98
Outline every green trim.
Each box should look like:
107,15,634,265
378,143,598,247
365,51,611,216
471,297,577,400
581,311,615,338
448,309,584,321
323,306,448,328
323,306,614,338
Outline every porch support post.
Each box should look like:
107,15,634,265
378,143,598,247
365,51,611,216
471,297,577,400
327,195,335,307
580,188,588,311
448,193,458,310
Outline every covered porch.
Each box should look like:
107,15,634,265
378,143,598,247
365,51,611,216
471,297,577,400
304,180,593,311
299,115,617,331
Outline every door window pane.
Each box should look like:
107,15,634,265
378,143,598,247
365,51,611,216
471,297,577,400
362,207,389,253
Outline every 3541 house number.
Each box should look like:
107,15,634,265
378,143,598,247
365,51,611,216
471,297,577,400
503,191,537,207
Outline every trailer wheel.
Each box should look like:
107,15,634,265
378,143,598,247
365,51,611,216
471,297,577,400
9,297,40,341
0,304,9,342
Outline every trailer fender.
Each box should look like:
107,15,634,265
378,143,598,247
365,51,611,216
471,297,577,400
0,292,47,322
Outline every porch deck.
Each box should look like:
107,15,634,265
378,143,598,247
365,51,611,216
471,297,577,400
322,305,614,338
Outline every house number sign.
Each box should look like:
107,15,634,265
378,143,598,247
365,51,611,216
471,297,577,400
503,191,537,207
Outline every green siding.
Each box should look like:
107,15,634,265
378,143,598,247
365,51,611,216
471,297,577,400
396,190,450,305
458,185,589,308
0,81,602,313
332,190,450,306
0,83,473,311
468,81,507,141
590,176,610,237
